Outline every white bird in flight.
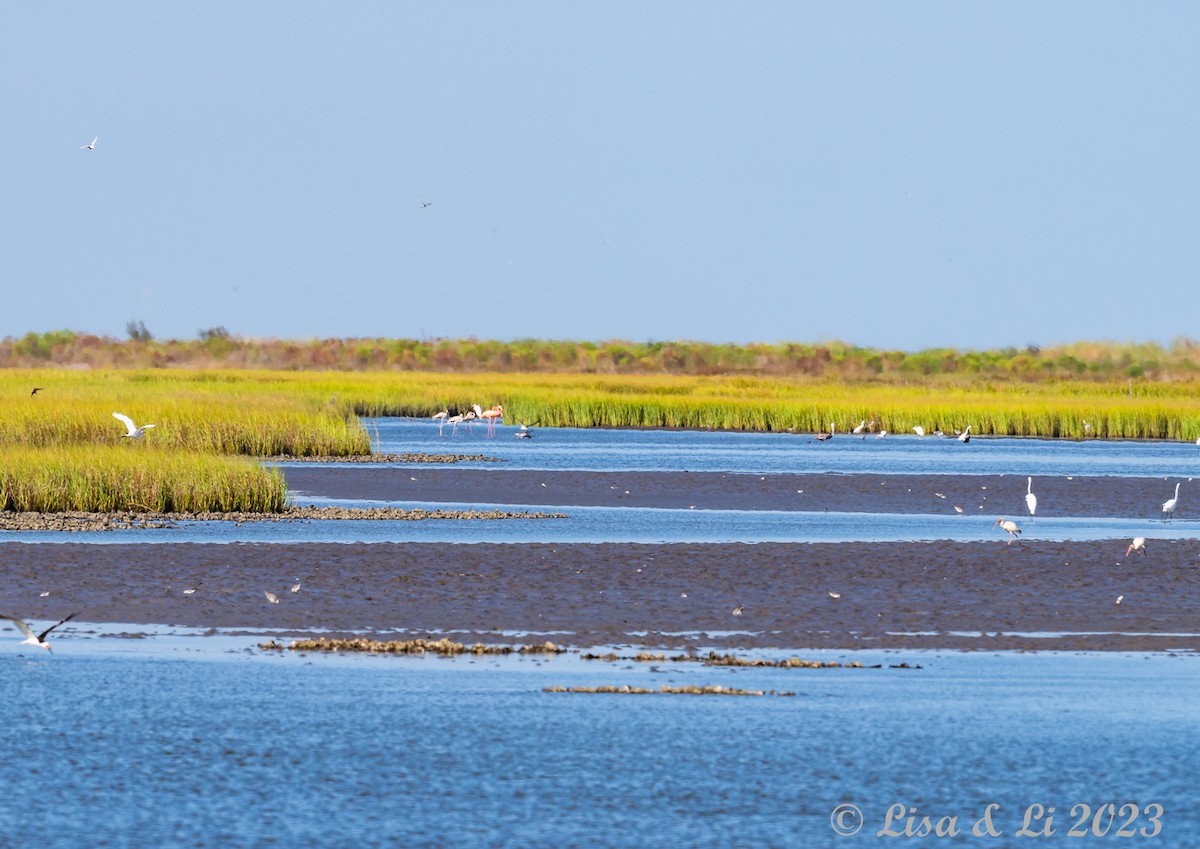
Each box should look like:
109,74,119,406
1025,477,1037,516
1,612,79,652
113,411,155,438
81,136,97,150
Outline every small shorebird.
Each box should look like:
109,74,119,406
113,411,155,439
264,591,280,604
958,425,972,443
994,517,1021,544
1125,537,1146,557
1162,483,1181,523
81,136,97,150
1,612,79,652
515,422,534,438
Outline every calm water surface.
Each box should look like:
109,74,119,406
1,634,1197,848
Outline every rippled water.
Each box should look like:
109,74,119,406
2,634,1197,848
365,417,1200,477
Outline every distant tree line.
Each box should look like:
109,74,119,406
2,328,1199,382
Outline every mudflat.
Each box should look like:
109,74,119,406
1,466,1194,652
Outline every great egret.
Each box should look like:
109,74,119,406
994,517,1021,544
1,612,78,652
913,426,925,437
112,412,155,438
1162,483,1181,522
1025,477,1037,516
958,425,972,443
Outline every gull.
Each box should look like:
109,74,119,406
1115,595,1124,605
1025,477,1037,516
1125,537,1146,557
81,136,97,150
958,425,972,443
1,612,79,652
264,591,280,604
113,411,155,438
419,200,432,208
1162,483,1181,523
994,517,1021,544
515,422,533,439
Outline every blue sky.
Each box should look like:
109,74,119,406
3,3,1197,351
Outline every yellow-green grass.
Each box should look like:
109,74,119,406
8,368,1200,442
0,446,287,513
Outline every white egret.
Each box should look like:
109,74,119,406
958,425,972,443
912,426,925,437
1025,477,1037,516
1162,483,1181,522
112,412,155,438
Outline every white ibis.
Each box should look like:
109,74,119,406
1162,483,1181,522
264,591,280,604
1,612,79,652
958,425,972,443
432,410,448,435
81,136,97,150
1025,477,1037,516
994,517,1021,544
1125,537,1146,557
112,411,155,438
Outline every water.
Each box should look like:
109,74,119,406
3,421,1197,847
362,417,1200,477
2,635,1197,848
4,418,1200,545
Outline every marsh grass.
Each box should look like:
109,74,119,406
0,446,287,513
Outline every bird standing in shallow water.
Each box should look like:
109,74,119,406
1025,477,1037,516
994,517,1021,544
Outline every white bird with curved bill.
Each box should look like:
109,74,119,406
1125,537,1146,557
113,411,155,438
994,517,1021,544
1162,483,1181,523
1025,477,1037,516
958,425,972,443
1,612,79,652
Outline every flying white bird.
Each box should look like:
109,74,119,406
1125,537,1146,557
1025,477,1037,516
113,412,155,438
81,137,97,150
958,425,972,443
1,612,79,652
1162,483,1181,522
994,517,1021,544
912,426,925,437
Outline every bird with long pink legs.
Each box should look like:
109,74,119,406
994,517,1021,545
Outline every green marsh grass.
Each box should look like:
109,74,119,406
0,446,287,513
